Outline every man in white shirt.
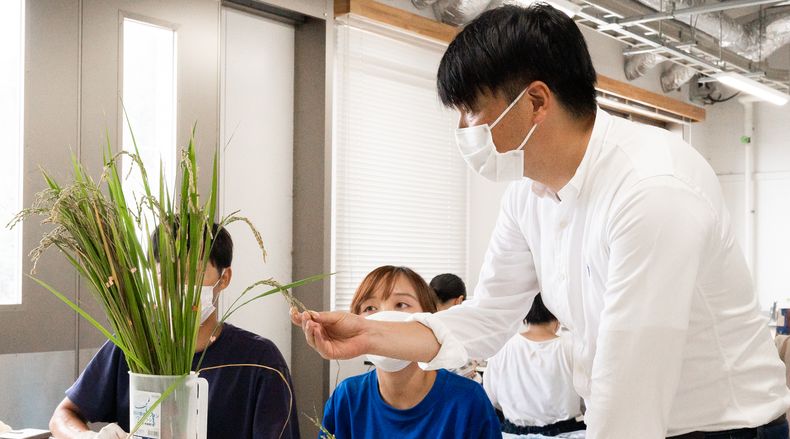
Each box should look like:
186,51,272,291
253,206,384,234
293,4,790,438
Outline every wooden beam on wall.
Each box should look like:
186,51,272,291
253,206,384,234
596,75,705,122
335,0,458,43
335,0,705,123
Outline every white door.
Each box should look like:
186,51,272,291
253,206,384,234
219,8,295,365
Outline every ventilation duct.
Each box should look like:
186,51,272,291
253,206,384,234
426,0,492,26
661,63,698,92
630,0,790,88
625,53,665,80
411,0,440,7
412,0,790,92
634,0,790,63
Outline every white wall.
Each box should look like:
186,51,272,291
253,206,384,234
466,176,509,291
219,9,295,365
689,21,790,308
690,98,790,310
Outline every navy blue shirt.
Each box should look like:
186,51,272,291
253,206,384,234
66,324,299,439
321,368,500,439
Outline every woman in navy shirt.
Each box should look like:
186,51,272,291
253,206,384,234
320,265,500,439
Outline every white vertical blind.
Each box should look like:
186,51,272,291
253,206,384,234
0,0,24,305
332,25,467,312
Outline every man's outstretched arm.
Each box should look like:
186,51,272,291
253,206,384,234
291,309,440,363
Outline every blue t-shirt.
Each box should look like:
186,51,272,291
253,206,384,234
321,368,501,439
66,324,299,439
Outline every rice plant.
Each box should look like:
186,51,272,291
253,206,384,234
9,127,325,437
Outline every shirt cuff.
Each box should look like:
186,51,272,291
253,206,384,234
409,312,468,371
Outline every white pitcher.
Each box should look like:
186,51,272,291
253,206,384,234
129,372,208,439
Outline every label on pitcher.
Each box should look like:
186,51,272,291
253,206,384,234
131,390,162,439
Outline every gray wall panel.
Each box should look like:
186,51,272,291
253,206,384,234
291,10,333,436
0,349,97,429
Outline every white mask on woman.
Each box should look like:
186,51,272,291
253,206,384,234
365,310,413,372
455,88,539,182
199,270,224,324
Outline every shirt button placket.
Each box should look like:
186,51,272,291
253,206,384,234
556,216,569,284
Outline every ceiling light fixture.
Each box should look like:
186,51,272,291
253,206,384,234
713,72,790,106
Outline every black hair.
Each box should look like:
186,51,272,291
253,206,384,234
151,221,233,271
436,3,597,119
524,293,557,325
429,273,467,303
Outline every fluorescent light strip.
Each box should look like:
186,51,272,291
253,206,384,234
713,72,789,106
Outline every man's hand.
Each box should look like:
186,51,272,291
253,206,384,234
291,308,442,363
75,424,127,439
290,309,372,360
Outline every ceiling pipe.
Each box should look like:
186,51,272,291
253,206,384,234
615,0,785,27
624,0,790,90
633,0,790,63
412,0,790,92
740,98,755,273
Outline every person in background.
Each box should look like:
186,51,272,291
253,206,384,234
49,223,299,439
319,265,500,439
430,273,467,311
430,273,482,381
484,294,584,437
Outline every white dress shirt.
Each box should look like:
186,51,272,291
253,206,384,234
412,108,790,438
484,331,582,427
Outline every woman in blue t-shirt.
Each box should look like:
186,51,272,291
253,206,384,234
319,265,501,439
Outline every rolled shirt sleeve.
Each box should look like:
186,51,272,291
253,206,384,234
414,183,540,370
585,178,715,438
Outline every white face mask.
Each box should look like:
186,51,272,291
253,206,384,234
455,88,539,182
364,310,413,373
199,270,224,324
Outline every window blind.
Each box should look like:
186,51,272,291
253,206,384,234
332,24,467,311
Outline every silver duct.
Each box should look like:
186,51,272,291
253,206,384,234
660,63,697,92
752,12,790,61
418,0,790,55
624,53,665,80
411,0,440,7
413,0,790,90
628,1,790,88
429,0,492,26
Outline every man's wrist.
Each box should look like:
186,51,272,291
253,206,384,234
362,318,383,356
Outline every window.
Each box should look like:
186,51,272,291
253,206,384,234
332,25,467,311
0,0,25,305
121,17,177,226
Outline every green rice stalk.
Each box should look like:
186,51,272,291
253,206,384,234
307,409,336,439
10,121,330,437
